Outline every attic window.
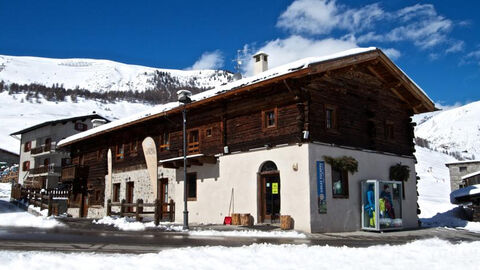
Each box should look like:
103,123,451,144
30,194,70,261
205,128,212,137
325,105,337,130
459,166,467,173
262,108,277,130
75,122,88,131
255,55,261,62
385,121,394,140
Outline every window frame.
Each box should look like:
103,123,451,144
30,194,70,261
331,168,349,198
325,104,338,130
22,161,30,171
112,183,121,202
186,172,197,201
24,141,31,152
187,129,200,154
384,120,394,140
160,132,170,151
262,108,278,131
115,144,125,161
205,127,213,138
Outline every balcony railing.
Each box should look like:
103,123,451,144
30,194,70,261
29,164,61,176
30,142,56,156
23,176,46,189
61,165,87,181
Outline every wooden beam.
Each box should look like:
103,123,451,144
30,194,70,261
367,65,387,83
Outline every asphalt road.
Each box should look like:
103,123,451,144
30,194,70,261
0,218,479,254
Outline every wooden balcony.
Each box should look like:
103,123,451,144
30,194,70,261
61,165,88,182
23,176,46,189
29,164,61,176
30,142,56,156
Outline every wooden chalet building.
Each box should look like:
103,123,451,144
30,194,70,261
58,48,434,232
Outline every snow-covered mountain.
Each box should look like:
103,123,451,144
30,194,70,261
414,101,480,160
0,92,154,154
0,54,232,92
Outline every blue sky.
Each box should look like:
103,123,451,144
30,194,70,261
1,0,480,106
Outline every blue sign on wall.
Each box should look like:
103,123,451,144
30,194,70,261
317,161,327,213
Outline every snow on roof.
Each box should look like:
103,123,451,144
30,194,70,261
461,170,480,180
58,47,430,147
450,184,480,204
445,160,480,166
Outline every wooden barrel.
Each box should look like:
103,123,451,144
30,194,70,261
232,213,241,225
240,213,253,226
280,215,293,230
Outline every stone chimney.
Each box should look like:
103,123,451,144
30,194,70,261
253,51,268,75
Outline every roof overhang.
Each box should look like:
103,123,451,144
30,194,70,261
159,154,217,169
58,48,435,147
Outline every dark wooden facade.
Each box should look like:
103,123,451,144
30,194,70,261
60,50,434,209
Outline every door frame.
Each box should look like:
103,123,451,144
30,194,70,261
157,178,169,220
126,181,134,212
257,170,280,223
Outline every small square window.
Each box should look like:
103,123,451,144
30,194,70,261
263,109,277,130
22,161,30,171
459,166,467,173
205,128,212,137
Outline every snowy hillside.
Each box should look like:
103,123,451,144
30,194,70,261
0,54,232,92
415,100,480,160
0,92,154,154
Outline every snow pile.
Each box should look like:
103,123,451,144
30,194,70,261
0,183,63,228
0,54,230,93
415,100,480,159
0,183,11,200
0,92,154,153
189,229,306,238
0,239,478,269
415,146,480,232
93,216,184,232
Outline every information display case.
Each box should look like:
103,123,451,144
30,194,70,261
361,180,403,231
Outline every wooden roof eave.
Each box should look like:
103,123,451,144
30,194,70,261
376,52,435,113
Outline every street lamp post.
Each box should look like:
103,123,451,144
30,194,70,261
177,90,192,230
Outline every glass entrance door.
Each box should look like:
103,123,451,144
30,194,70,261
264,175,280,223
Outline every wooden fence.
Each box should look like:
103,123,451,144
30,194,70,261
10,185,69,216
107,199,175,226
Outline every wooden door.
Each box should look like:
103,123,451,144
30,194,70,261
157,178,169,219
126,182,134,212
260,173,280,223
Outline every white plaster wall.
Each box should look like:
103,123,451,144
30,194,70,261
172,144,311,231
308,143,418,233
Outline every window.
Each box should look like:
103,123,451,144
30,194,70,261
187,173,197,200
130,141,138,157
23,161,30,171
385,121,394,140
24,141,31,152
116,144,124,160
459,166,467,173
188,130,200,154
205,128,212,137
43,158,50,167
61,158,71,166
112,183,121,202
74,122,88,131
325,105,337,130
332,168,349,198
262,108,277,130
160,132,170,151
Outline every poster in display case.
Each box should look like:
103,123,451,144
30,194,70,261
362,179,403,231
